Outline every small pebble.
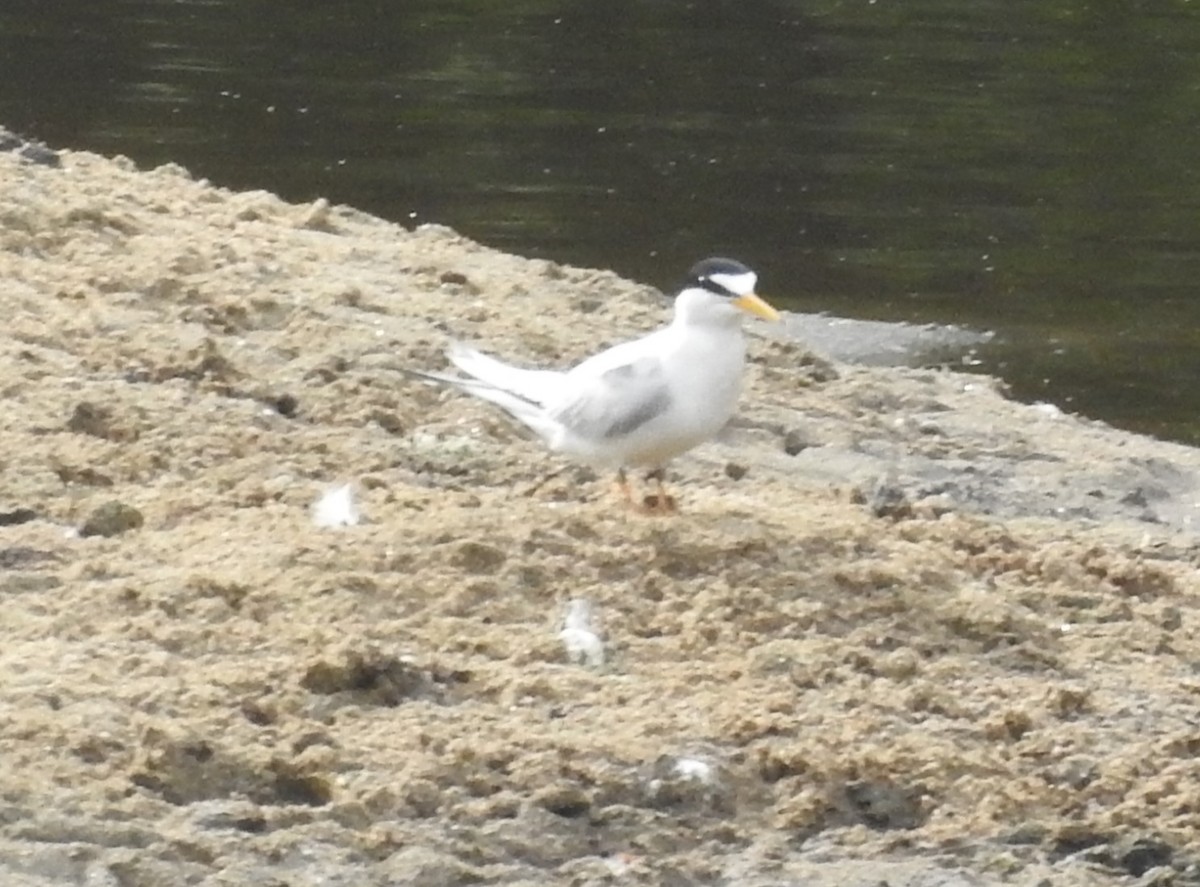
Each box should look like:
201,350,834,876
80,501,144,538
724,463,748,480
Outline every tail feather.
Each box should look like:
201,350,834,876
404,356,561,443
447,341,565,405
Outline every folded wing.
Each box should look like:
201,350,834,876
550,356,673,442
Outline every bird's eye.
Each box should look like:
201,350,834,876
695,275,731,297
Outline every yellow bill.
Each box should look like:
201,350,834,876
732,292,782,322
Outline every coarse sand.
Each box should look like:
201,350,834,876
2,143,1200,886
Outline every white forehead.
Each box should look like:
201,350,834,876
708,270,757,296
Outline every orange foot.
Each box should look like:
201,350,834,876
614,468,679,516
639,491,678,515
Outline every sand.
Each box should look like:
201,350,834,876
2,139,1200,886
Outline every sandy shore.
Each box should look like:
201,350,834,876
2,139,1200,886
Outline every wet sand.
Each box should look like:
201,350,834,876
2,141,1199,886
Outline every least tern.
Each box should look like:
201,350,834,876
410,257,780,512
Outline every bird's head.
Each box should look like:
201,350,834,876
675,257,781,325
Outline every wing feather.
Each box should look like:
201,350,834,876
550,356,672,441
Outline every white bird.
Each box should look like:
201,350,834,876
409,257,780,512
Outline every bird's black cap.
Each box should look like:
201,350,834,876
684,257,755,297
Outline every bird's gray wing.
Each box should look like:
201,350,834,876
550,356,673,441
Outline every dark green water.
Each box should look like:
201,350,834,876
4,0,1200,442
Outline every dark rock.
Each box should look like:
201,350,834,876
836,779,926,830
18,142,60,167
1118,837,1174,877
301,648,429,706
291,731,334,754
268,393,299,417
0,128,59,166
866,476,915,520
80,501,144,537
188,800,265,832
1049,825,1110,858
0,546,59,569
233,814,267,833
1048,830,1176,878
0,508,37,526
783,428,811,456
240,700,275,727
450,541,507,574
535,783,591,819
370,409,405,435
67,402,117,439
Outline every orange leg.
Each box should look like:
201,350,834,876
642,468,678,515
613,468,636,506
